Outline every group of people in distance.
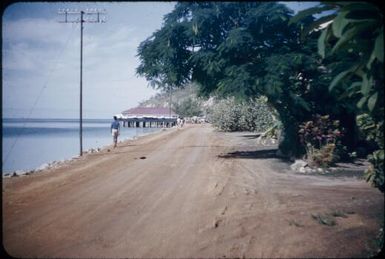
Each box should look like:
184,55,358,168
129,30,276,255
177,117,185,129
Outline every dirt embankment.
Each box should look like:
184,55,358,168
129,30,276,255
3,124,384,258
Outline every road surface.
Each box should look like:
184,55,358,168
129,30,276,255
3,124,384,258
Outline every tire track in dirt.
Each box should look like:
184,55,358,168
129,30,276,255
3,125,384,258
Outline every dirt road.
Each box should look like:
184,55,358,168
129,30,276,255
3,124,384,258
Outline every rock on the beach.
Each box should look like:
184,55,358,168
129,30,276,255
290,160,308,172
299,167,307,173
36,163,50,171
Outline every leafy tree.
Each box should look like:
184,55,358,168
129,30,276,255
136,2,362,158
291,2,383,115
291,2,384,191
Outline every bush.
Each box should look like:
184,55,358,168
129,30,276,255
207,96,276,132
307,143,336,168
357,113,384,192
298,114,345,168
173,97,203,118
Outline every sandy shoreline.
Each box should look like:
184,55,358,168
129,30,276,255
2,126,172,178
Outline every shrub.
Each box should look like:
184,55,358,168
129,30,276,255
307,143,336,168
357,113,384,192
298,115,345,167
207,96,276,132
173,97,203,118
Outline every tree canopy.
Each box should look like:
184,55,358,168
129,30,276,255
291,1,383,191
137,3,315,155
136,2,382,165
137,2,301,96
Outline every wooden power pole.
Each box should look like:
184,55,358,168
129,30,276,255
58,8,106,156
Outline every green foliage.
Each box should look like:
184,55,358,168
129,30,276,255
366,150,385,192
173,97,203,118
137,2,299,97
139,83,201,108
298,115,342,148
136,2,369,159
208,96,276,132
207,98,242,132
371,227,384,257
261,121,281,140
292,2,384,191
311,212,336,226
356,114,384,149
291,2,383,116
292,2,383,105
307,143,337,168
298,115,345,167
357,113,384,191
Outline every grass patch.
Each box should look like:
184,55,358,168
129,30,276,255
311,213,336,226
330,209,348,218
367,227,384,257
288,219,304,227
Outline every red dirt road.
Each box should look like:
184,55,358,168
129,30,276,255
2,124,384,258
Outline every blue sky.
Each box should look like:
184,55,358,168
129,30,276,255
2,2,176,119
2,1,318,119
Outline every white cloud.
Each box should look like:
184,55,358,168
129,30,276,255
3,42,39,71
2,2,174,119
3,17,76,44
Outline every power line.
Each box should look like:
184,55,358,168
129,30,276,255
3,23,78,166
58,8,106,156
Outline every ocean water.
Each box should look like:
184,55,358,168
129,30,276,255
2,118,161,174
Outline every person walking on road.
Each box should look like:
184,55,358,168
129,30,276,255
111,116,120,148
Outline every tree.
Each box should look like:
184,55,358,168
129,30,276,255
291,2,384,191
136,2,360,158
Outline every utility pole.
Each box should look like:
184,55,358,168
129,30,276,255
169,85,172,118
58,8,106,156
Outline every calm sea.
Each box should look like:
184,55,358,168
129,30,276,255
2,118,161,174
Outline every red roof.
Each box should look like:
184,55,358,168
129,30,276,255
122,107,177,117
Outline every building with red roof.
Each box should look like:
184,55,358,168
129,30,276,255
116,106,178,128
121,107,177,119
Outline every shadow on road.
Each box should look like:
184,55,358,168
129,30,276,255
218,148,279,159
240,133,261,139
